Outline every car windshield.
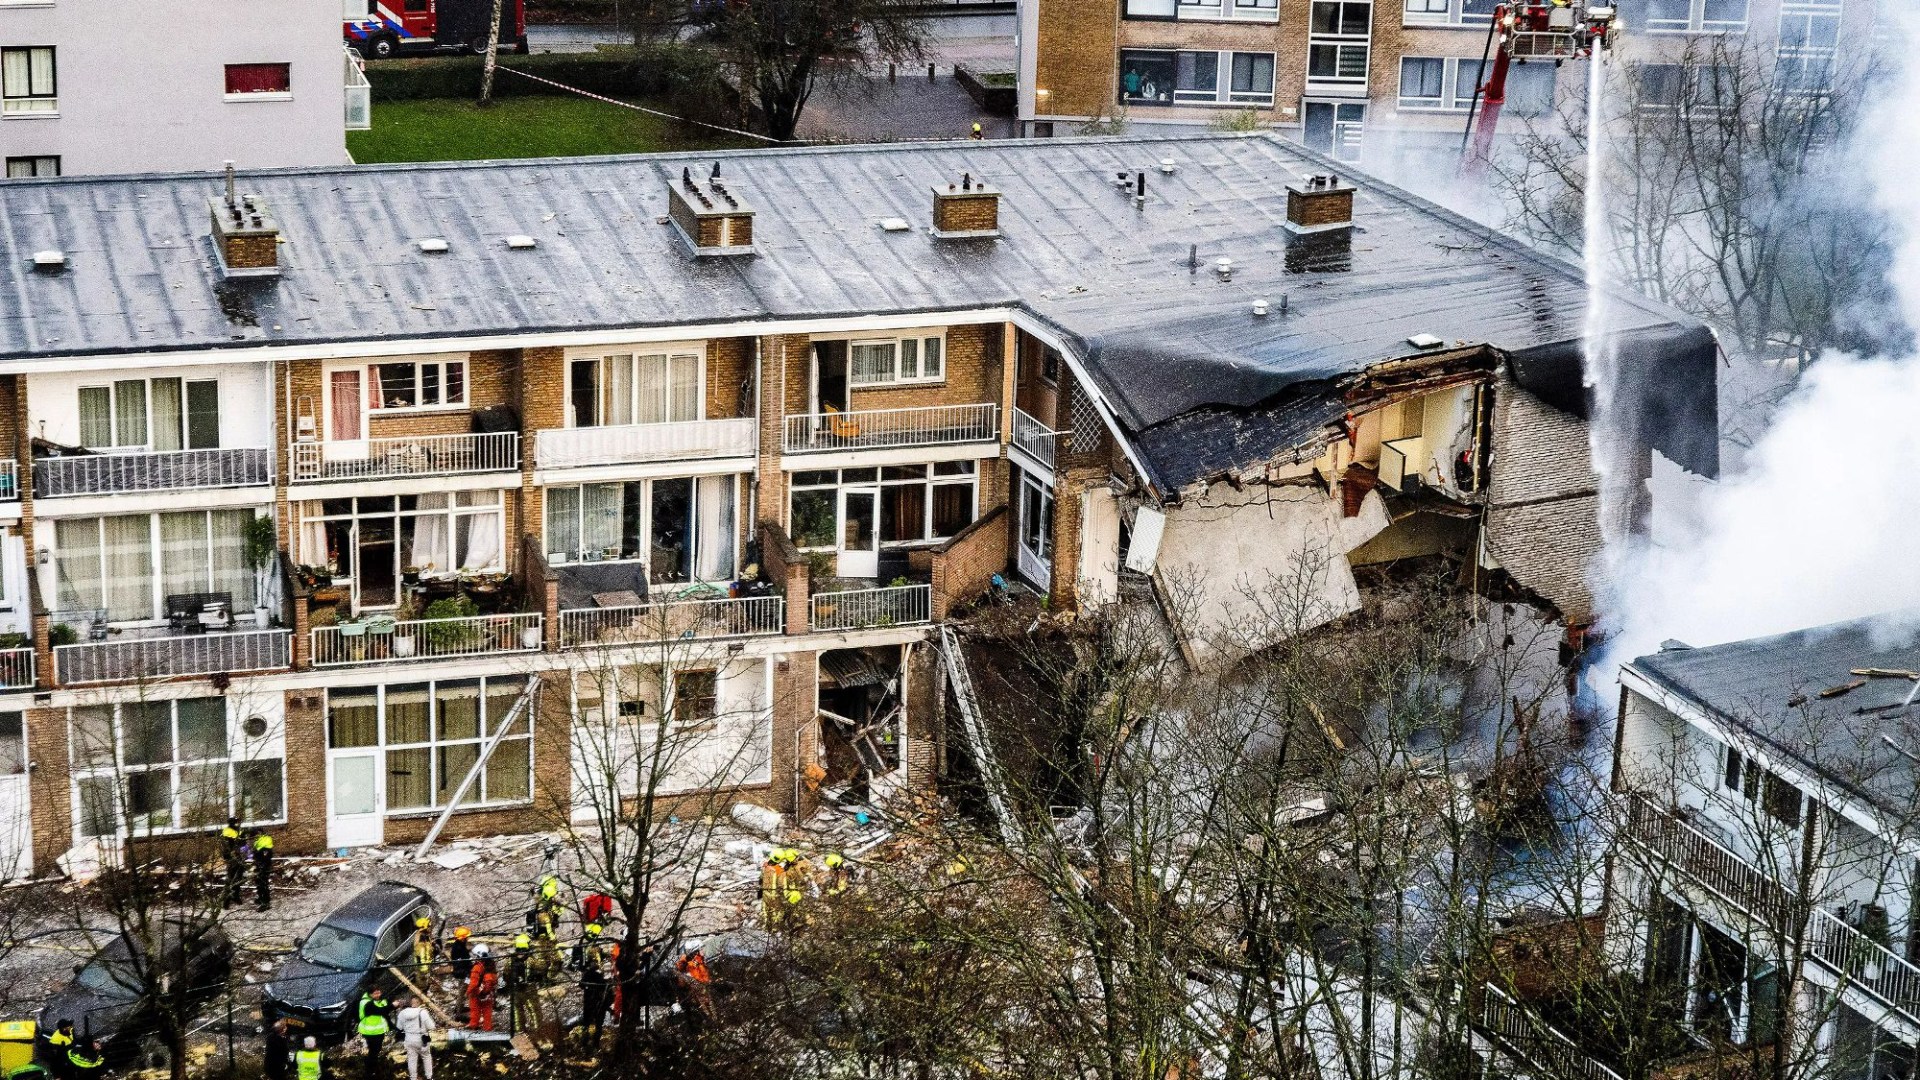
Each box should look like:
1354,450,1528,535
300,924,375,971
73,944,140,1001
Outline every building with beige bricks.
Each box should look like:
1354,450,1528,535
0,132,1713,879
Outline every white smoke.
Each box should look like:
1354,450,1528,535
1600,13,1920,664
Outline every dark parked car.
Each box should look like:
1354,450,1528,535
39,925,233,1067
264,881,437,1038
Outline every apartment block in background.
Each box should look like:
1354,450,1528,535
0,0,352,179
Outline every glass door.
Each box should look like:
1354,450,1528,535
327,751,383,849
837,487,879,579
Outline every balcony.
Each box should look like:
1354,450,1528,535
1808,907,1920,1032
0,647,32,690
1011,407,1060,472
535,419,756,471
344,46,371,130
1625,794,1800,926
1477,984,1627,1080
784,404,998,455
810,584,932,632
53,628,291,685
291,432,519,483
559,594,784,649
311,611,543,667
34,448,272,498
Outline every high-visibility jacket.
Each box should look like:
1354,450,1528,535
357,995,390,1037
68,1046,105,1073
254,833,274,852
46,1030,72,1050
295,1047,323,1080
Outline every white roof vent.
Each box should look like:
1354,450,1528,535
418,238,449,254
1407,333,1443,349
31,250,66,271
505,234,537,250
878,217,911,233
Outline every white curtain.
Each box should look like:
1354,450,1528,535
635,355,666,425
457,512,502,571
54,518,103,612
208,509,255,609
669,354,700,422
603,356,635,426
695,475,736,582
299,516,328,567
409,501,450,575
78,387,112,448
102,515,153,621
160,511,209,602
581,483,622,556
545,486,580,559
150,378,183,453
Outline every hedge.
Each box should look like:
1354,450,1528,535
366,44,726,107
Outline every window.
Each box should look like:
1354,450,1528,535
1123,0,1178,17
300,493,505,609
77,377,219,451
1403,0,1493,21
1777,4,1839,94
568,351,701,426
846,336,944,387
1119,50,1178,104
671,670,718,727
1309,1,1372,83
70,698,284,837
1229,53,1276,103
543,475,737,583
1123,49,1275,106
1721,744,1801,828
328,678,532,814
1644,0,1748,33
1,47,55,115
369,359,465,411
55,510,260,623
4,155,56,178
1176,53,1220,101
1399,57,1446,107
224,63,291,97
790,463,977,549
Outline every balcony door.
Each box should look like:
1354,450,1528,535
838,486,878,579
327,750,383,849
812,342,850,415
328,369,369,461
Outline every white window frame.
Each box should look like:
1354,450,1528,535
300,492,507,605
1644,0,1749,34
1227,52,1277,104
1401,0,1493,27
564,345,705,427
1308,0,1373,85
1397,56,1484,112
1121,49,1276,107
789,462,978,552
1129,0,1276,22
326,678,533,817
0,46,56,116
846,333,946,388
1776,1,1839,95
70,697,287,839
53,509,264,626
366,356,468,413
222,62,294,102
77,376,220,452
540,474,741,584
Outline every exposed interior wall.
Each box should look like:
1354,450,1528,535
1484,374,1605,622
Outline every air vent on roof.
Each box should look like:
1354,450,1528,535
667,163,756,257
419,238,449,254
30,250,65,273
1407,333,1443,350
208,161,281,278
1284,173,1354,236
505,235,537,250
879,218,911,233
932,174,1000,239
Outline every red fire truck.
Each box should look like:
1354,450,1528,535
344,0,529,60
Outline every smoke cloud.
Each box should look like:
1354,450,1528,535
1599,13,1920,665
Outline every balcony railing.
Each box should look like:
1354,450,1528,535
54,629,291,685
0,647,32,690
1478,984,1627,1080
1808,907,1920,1030
536,419,756,470
784,404,998,454
344,46,371,130
35,448,273,497
810,584,932,632
291,432,519,483
312,612,543,667
1012,407,1061,471
1625,794,1799,926
559,594,784,649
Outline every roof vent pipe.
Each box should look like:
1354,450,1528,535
1188,244,1198,273
224,160,237,210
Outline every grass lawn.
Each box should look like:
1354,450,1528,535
348,95,754,164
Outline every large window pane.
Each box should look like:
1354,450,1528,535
882,484,927,543
176,698,227,761
669,354,700,421
650,478,693,584
386,746,431,810
436,680,482,741
386,685,431,744
1119,51,1176,103
71,706,116,769
113,380,147,447
328,688,380,748
635,354,667,424
439,743,479,806
160,511,212,605
581,483,624,558
122,702,173,767
933,484,975,538
485,678,527,735
102,515,153,622
790,489,836,548
54,518,104,613
178,762,230,828
77,777,117,838
695,475,736,581
78,387,112,448
186,380,220,450
126,771,174,831
545,485,581,558
0,714,23,776
151,378,184,453
235,759,284,822
484,744,530,803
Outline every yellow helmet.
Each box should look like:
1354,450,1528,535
584,923,603,938
513,933,531,950
415,915,431,929
784,889,802,905
824,853,844,869
539,875,559,899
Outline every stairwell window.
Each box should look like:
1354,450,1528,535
224,62,292,100
1,47,55,115
1308,1,1372,84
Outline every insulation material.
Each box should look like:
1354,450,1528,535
1153,482,1389,670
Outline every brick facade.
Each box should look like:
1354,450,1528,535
1035,0,1119,118
27,706,70,874
932,190,1000,234
930,505,1010,620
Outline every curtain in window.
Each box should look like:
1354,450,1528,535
932,483,974,537
602,356,635,426
54,518,104,612
484,678,526,735
209,509,255,609
386,747,431,811
436,681,482,741
882,484,926,543
113,380,147,448
695,475,735,581
850,342,894,384
102,515,153,621
545,486,580,558
151,378,184,453
635,355,667,424
160,511,210,603
300,516,329,567
581,483,622,556
408,497,451,574
327,689,379,748
669,355,700,421
484,744,531,803
457,511,501,571
386,685,431,743
78,387,112,448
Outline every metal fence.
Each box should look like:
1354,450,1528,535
809,584,932,632
1477,984,1627,1080
0,647,32,690
312,612,543,666
784,404,997,453
536,418,756,469
291,432,518,482
54,630,291,684
559,594,784,649
35,448,272,497
1011,407,1060,471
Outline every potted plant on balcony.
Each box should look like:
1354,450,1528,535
49,623,78,648
243,513,278,629
420,595,482,654
389,598,419,658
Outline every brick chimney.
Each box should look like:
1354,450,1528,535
208,162,281,276
1284,174,1354,235
931,173,1000,239
668,163,755,256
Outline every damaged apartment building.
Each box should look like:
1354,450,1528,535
0,132,1711,877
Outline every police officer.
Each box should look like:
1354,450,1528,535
66,1040,104,1079
264,1018,293,1080
356,987,391,1079
577,955,610,1047
295,1036,325,1080
220,817,246,905
253,830,276,911
40,1017,74,1079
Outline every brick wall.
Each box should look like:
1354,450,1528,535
280,688,329,851
708,337,755,421
761,335,807,532
1049,465,1107,609
221,233,278,270
27,706,69,874
1484,374,1606,623
931,504,1009,619
1036,0,1119,118
904,643,940,793
520,346,566,557
843,324,998,412
933,192,999,234
766,649,818,820
760,524,810,636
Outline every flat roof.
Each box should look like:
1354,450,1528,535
0,133,1713,491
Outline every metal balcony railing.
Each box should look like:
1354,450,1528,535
1011,407,1061,471
1808,907,1920,1030
784,404,998,454
536,419,756,470
344,46,371,130
809,584,932,632
559,594,784,649
312,611,543,667
291,432,519,482
1477,984,1627,1080
0,647,32,690
54,630,291,685
1625,794,1800,926
34,448,273,497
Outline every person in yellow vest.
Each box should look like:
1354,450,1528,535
356,987,390,1080
295,1036,325,1080
758,849,787,925
66,1040,104,1079
220,817,246,906
824,852,850,895
507,934,542,1033
252,830,276,912
411,915,435,984
40,1017,74,1077
529,906,561,982
534,873,560,919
